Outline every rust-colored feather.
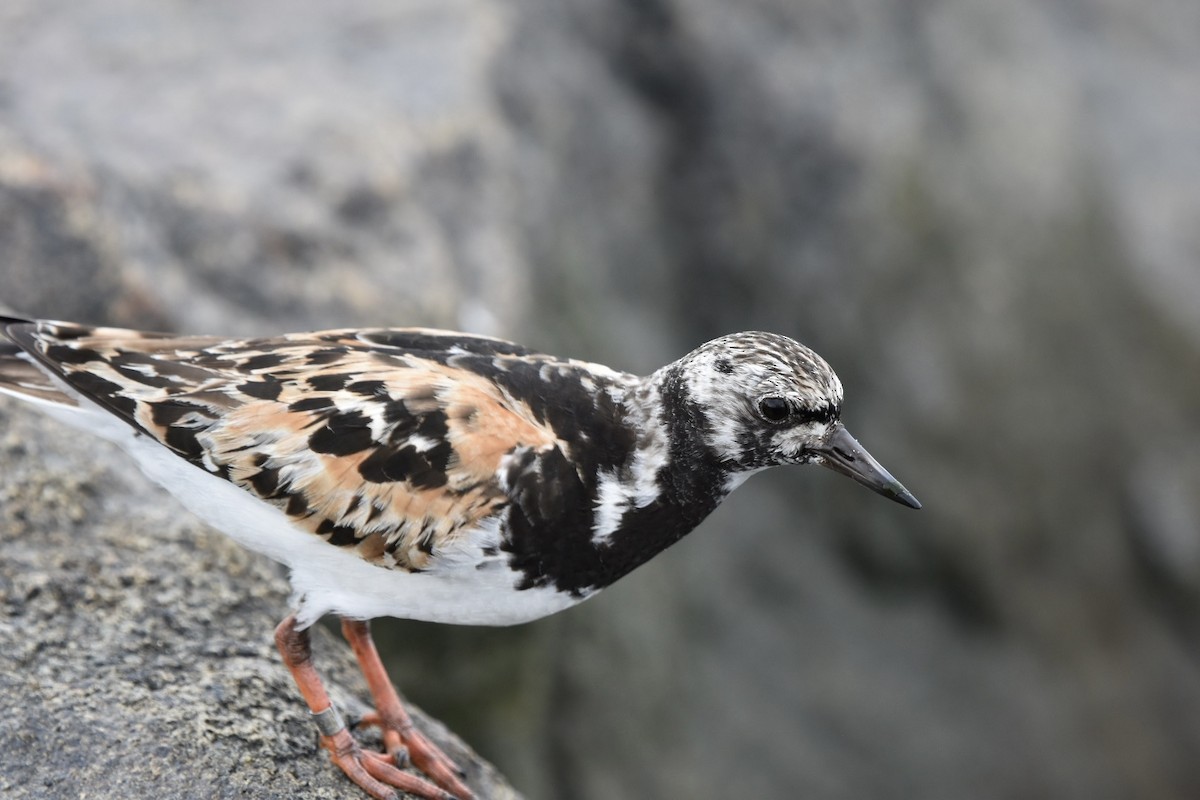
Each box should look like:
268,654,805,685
7,322,574,572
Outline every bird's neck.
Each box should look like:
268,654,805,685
627,363,739,515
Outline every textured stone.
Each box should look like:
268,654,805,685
0,403,519,800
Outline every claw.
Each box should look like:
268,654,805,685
389,744,412,769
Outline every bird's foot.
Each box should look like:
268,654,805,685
321,726,462,800
356,710,471,797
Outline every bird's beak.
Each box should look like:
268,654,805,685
815,424,921,509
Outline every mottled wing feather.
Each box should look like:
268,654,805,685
351,328,538,359
0,340,75,405
8,321,569,571
5,320,232,420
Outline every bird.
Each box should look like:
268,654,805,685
0,313,920,800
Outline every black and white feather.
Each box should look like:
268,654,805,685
0,315,919,629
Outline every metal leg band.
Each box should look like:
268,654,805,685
310,705,346,737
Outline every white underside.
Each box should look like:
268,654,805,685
2,380,584,629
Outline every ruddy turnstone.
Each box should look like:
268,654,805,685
0,314,919,800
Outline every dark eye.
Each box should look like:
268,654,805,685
757,396,791,423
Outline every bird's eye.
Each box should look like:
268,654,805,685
757,396,791,423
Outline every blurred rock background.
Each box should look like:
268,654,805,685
2,1,1199,799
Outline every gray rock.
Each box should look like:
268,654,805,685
0,402,520,800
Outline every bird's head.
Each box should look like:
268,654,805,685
670,332,920,508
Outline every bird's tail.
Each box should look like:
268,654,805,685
0,314,78,408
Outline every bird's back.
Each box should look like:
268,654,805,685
2,320,618,574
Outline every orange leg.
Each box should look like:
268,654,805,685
341,618,474,800
274,615,464,800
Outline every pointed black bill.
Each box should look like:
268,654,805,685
816,424,921,509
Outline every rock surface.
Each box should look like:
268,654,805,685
0,403,519,800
